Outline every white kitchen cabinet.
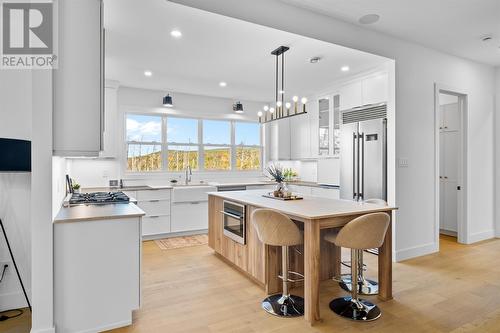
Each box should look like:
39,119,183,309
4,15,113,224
290,112,311,159
136,189,171,238
53,0,104,156
310,187,340,199
99,81,119,158
440,102,460,132
439,124,459,234
268,118,291,160
171,201,209,232
288,184,311,195
142,216,171,236
137,200,171,216
362,73,388,105
54,216,141,332
339,81,363,110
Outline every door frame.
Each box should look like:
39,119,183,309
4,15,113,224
434,83,469,245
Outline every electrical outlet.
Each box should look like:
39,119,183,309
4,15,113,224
398,158,409,168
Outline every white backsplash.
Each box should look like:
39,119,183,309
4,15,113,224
266,160,318,182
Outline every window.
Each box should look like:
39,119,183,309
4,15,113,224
126,115,162,171
235,122,261,171
167,117,199,171
125,114,261,172
203,120,231,170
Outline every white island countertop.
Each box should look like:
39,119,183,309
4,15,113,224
54,203,145,223
209,190,396,220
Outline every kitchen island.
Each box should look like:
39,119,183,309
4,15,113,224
208,190,397,325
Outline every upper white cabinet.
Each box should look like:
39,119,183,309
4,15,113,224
440,102,460,132
339,73,388,111
268,118,291,161
53,0,104,156
339,81,362,110
290,112,311,160
362,73,388,105
100,81,119,158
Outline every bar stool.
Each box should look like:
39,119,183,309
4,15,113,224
328,212,390,321
251,209,304,317
326,198,388,295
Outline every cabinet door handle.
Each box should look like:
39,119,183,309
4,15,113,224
149,215,159,219
190,201,200,205
150,200,160,203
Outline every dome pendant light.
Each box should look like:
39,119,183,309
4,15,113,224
163,94,173,107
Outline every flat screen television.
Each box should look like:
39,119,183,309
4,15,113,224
0,138,31,172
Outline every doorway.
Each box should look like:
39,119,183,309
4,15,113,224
435,85,468,245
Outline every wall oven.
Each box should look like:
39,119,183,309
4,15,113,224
221,200,246,245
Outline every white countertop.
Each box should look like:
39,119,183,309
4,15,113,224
54,203,145,223
209,190,396,220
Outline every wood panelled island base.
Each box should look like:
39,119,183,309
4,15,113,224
208,190,397,325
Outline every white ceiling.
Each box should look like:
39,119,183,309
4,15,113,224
280,0,500,66
104,0,389,102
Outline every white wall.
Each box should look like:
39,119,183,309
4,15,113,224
173,0,497,260
495,67,500,237
0,71,32,312
68,87,268,188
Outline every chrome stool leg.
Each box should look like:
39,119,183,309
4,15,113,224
329,249,381,321
340,250,379,295
262,246,304,317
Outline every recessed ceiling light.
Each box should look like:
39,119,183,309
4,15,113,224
170,30,182,38
359,14,380,25
144,70,152,77
341,66,350,72
219,81,227,87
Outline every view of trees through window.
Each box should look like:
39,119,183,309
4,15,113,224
126,114,261,172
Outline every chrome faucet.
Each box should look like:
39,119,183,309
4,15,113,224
185,165,192,185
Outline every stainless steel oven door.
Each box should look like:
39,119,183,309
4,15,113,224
222,201,246,245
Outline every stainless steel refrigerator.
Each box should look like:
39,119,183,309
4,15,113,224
340,103,387,201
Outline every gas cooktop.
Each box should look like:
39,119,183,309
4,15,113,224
67,191,130,206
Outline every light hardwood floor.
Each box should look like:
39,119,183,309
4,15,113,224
4,236,500,333
109,235,500,333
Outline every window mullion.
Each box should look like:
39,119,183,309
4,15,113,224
198,119,204,171
231,120,236,171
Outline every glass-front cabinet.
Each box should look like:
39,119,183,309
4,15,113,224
318,94,341,157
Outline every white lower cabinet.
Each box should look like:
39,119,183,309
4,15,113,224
310,187,340,199
171,201,209,233
288,184,340,199
142,216,171,236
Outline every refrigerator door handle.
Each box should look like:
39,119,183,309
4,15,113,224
360,132,365,200
352,132,357,200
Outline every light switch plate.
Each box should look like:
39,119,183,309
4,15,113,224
398,158,409,168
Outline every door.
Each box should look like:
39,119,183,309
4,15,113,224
339,122,358,200
359,118,386,200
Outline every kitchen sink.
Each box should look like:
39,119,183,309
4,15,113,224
172,185,217,203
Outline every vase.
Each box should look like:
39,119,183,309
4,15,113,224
274,181,289,197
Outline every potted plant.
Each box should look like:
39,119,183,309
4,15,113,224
265,164,290,198
72,182,81,193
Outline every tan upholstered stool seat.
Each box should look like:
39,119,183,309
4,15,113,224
328,212,390,322
251,209,304,317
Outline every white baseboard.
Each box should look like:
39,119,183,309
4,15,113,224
0,290,30,312
74,319,132,333
30,327,55,333
468,229,495,244
142,229,208,241
395,242,438,262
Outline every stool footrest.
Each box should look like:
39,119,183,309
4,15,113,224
279,271,304,283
